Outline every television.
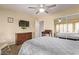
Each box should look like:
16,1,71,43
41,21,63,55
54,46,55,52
19,20,29,27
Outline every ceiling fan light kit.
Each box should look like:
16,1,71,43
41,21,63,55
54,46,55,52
39,8,45,12
28,4,56,14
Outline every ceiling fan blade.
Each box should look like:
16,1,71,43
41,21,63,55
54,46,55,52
47,4,56,8
28,7,37,9
40,4,45,7
45,11,48,13
36,11,39,14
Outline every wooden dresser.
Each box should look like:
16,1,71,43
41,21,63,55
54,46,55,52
16,32,32,45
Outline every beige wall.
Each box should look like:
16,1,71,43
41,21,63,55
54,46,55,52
38,16,54,36
0,9,37,44
1,6,79,44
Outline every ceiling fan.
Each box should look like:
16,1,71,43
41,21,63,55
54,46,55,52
28,4,56,14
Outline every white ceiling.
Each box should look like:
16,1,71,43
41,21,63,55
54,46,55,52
0,4,79,16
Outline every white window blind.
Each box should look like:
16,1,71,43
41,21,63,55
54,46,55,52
75,22,79,33
56,24,59,32
60,24,64,33
63,24,67,33
68,24,73,33
56,23,73,33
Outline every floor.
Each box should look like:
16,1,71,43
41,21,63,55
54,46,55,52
1,44,22,55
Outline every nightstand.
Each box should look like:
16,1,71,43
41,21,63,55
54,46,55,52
42,30,52,37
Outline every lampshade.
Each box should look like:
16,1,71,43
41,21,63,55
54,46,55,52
58,19,61,22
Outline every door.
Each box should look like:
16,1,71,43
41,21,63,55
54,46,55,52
35,21,44,38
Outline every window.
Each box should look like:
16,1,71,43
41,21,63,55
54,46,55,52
63,24,67,33
75,22,79,33
68,24,73,33
56,23,73,33
60,24,64,33
56,24,59,32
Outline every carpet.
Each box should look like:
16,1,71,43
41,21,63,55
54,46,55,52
1,44,22,55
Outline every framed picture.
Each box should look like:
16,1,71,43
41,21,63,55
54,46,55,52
8,17,14,23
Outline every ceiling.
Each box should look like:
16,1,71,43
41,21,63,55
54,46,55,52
0,4,79,16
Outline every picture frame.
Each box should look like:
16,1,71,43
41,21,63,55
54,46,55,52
8,17,14,23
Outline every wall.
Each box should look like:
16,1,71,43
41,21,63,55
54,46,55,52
38,7,79,36
1,6,79,44
0,9,37,44
38,16,54,36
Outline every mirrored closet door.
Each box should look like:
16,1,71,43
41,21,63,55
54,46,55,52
54,14,79,41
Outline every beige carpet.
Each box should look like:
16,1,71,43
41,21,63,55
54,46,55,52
1,44,22,55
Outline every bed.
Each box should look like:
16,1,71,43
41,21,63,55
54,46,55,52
18,36,79,55
56,33,79,40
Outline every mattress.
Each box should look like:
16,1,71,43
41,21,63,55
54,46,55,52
56,33,79,40
18,36,79,55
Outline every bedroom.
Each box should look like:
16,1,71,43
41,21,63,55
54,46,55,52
0,4,79,55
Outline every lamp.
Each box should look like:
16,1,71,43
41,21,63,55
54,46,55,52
58,19,61,22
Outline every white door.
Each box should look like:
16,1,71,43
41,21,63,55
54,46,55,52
35,21,44,38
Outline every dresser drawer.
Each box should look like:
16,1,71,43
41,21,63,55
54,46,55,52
16,32,32,45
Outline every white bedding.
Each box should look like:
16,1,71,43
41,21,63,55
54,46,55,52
18,36,79,55
56,33,79,39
